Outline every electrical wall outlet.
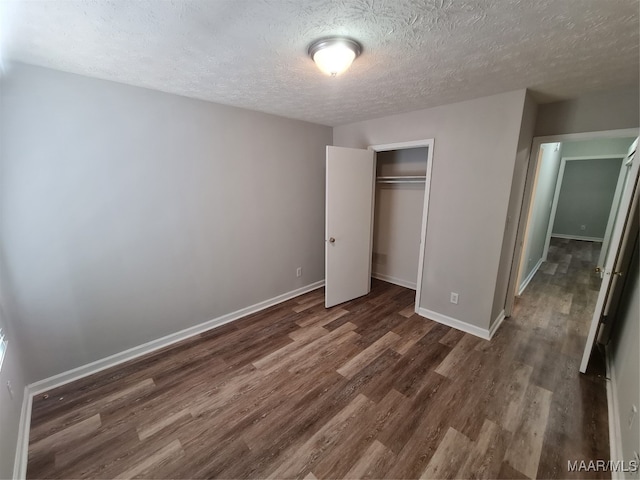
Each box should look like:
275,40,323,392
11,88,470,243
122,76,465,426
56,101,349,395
450,292,459,304
296,267,302,278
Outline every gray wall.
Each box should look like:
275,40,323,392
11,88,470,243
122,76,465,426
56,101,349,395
518,143,563,289
334,90,527,331
610,235,639,473
552,158,623,239
535,87,640,137
376,148,427,176
0,63,332,382
491,92,537,322
372,148,427,288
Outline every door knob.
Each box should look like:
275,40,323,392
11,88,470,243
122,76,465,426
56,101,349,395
595,267,602,273
329,237,335,243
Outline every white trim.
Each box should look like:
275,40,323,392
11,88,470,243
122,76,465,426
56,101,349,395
368,139,433,152
534,128,639,145
0,327,6,372
518,257,544,295
372,272,416,290
369,138,434,315
562,154,626,161
543,156,566,260
599,142,638,268
507,144,547,317
368,153,376,295
550,233,604,242
510,141,558,315
415,141,434,313
599,161,629,268
489,310,506,339
13,386,33,480
28,280,324,395
417,308,491,340
605,346,624,480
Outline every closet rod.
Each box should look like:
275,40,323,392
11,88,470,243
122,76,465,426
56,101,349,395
376,175,426,184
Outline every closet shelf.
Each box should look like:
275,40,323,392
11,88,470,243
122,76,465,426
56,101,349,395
376,175,426,184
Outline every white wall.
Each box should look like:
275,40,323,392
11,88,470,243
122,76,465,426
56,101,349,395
535,87,640,137
518,143,563,289
372,148,427,288
0,63,332,382
334,90,527,332
610,236,639,475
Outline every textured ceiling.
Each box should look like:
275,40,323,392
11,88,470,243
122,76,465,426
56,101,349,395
1,0,638,126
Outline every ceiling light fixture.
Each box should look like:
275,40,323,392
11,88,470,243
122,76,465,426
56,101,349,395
308,37,362,77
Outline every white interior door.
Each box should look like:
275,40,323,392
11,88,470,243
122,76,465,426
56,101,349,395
325,146,376,308
580,139,639,373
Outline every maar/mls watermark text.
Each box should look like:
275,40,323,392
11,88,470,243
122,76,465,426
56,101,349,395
568,459,639,473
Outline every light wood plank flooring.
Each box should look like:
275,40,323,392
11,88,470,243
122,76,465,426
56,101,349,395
27,238,609,479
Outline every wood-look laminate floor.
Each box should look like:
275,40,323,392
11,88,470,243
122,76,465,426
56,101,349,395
27,238,609,479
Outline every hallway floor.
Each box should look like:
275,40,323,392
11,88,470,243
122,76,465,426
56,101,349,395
510,237,608,478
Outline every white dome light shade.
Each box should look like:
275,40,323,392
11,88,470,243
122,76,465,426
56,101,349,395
308,38,362,76
312,43,355,76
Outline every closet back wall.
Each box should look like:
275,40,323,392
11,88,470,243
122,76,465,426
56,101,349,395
372,148,426,289
0,63,332,382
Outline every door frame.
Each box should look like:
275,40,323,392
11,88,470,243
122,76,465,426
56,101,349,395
368,139,435,313
505,128,639,317
598,148,636,269
512,143,554,297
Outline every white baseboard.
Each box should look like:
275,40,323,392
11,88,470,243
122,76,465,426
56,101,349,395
372,272,417,290
13,280,324,479
489,310,506,339
12,387,33,480
551,234,604,242
417,308,492,340
605,346,624,480
518,257,543,296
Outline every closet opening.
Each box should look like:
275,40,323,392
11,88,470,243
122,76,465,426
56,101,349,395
369,140,434,314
